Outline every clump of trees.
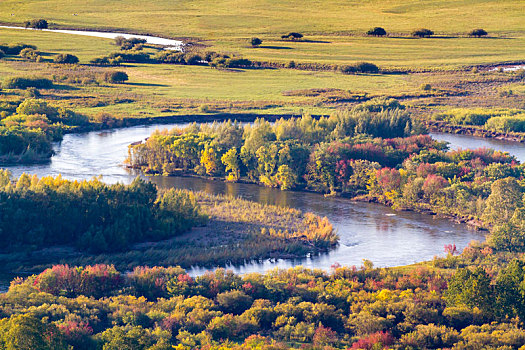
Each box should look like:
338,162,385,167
0,43,36,55
339,62,379,74
367,27,387,36
469,28,488,37
114,36,147,50
412,28,434,38
0,172,207,253
104,71,128,83
53,53,79,64
24,19,48,29
251,37,262,47
19,47,42,62
1,260,525,349
3,76,52,89
281,32,303,40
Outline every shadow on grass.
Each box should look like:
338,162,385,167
259,45,293,50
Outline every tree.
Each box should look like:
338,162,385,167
482,177,523,225
469,29,488,37
281,32,303,40
200,147,220,175
0,314,66,350
53,53,79,64
275,164,296,190
495,259,525,321
104,71,128,83
251,37,262,47
367,27,387,36
25,19,48,29
445,267,493,313
216,290,253,314
412,28,434,38
221,148,240,181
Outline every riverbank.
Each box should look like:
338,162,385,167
426,120,525,143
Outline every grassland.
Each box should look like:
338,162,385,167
0,0,524,68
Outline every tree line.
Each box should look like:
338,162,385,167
0,171,206,253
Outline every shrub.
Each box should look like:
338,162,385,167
282,32,303,40
469,29,488,37
0,43,36,55
340,62,379,74
104,71,128,83
109,51,150,63
3,77,53,89
114,36,147,50
367,27,387,36
53,53,79,64
0,49,4,59
25,87,41,98
24,19,48,29
89,56,122,66
184,53,202,65
412,28,434,38
421,83,432,91
355,62,379,73
251,37,262,47
216,290,254,314
286,60,296,68
19,47,41,62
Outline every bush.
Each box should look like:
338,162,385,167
421,83,432,91
3,77,53,89
114,36,147,50
216,290,253,314
19,47,41,62
104,71,128,83
0,49,4,60
89,56,122,66
412,28,434,38
24,19,48,29
184,53,202,65
0,43,36,55
367,27,387,36
340,62,379,74
282,32,303,40
109,51,151,63
251,37,262,47
469,29,488,37
53,53,79,64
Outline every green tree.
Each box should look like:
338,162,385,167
445,267,494,314
251,37,262,47
482,177,522,225
275,164,296,190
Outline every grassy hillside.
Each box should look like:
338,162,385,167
0,0,524,67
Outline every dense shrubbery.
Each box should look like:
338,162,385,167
104,71,129,83
114,36,147,50
366,27,386,36
0,43,36,55
0,99,92,162
412,28,434,38
53,53,79,64
0,172,206,253
435,108,525,132
339,62,379,74
1,261,525,349
469,28,488,37
3,76,52,89
24,19,48,29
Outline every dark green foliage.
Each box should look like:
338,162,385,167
109,51,151,63
24,19,48,29
104,71,129,83
281,32,303,40
3,77,52,89
53,53,79,64
412,28,434,37
445,267,493,313
340,62,379,74
469,28,488,37
367,27,386,36
89,56,122,66
114,36,147,50
19,47,41,62
0,174,206,253
0,43,37,55
251,37,262,47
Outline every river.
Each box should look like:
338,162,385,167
0,25,183,50
3,122,513,292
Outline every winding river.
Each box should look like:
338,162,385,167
2,122,514,290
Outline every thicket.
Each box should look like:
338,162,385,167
1,260,525,349
53,53,79,64
0,171,206,253
0,43,36,55
435,108,525,132
412,28,434,38
24,19,48,29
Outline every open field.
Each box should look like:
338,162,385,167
0,0,524,68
